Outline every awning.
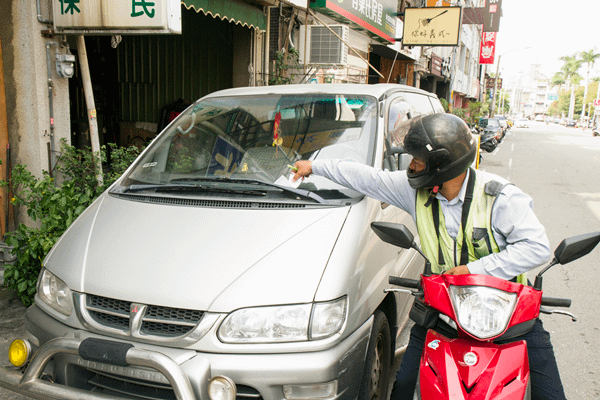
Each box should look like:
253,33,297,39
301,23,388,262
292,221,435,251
370,45,415,61
182,0,267,31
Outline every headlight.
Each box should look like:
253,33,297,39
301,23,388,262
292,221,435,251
218,297,346,343
37,268,74,316
449,286,517,339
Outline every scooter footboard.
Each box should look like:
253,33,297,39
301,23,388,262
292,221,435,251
418,330,530,399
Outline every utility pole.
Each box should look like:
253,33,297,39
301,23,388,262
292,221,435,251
489,47,531,117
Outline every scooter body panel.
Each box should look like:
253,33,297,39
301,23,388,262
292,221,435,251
419,330,529,400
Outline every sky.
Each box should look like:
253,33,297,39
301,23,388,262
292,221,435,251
493,0,600,82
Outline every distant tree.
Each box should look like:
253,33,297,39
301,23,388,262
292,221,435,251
550,72,566,90
556,53,583,118
579,49,600,120
547,100,559,116
558,53,583,88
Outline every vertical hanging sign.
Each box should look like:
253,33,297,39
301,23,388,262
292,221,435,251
479,31,496,64
483,0,502,32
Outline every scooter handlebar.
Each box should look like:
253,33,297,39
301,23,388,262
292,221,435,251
389,276,420,289
541,296,571,308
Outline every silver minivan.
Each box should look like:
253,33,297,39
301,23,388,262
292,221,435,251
1,84,445,400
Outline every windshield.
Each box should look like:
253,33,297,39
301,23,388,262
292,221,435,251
112,93,378,201
480,118,500,128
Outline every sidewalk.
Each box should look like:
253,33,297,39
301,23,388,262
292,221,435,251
0,284,31,399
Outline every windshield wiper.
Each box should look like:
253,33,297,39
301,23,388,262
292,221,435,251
122,183,267,196
169,177,332,204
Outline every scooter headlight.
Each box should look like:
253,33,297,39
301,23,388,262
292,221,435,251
449,286,517,339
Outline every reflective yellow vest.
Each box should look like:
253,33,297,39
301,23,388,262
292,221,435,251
415,171,527,285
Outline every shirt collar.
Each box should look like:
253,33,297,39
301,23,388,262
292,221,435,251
435,169,470,205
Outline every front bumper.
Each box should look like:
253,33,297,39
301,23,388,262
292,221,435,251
0,305,373,400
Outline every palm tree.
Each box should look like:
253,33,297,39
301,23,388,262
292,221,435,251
579,49,600,123
558,54,583,119
550,72,566,90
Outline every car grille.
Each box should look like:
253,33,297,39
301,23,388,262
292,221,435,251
85,294,204,338
72,365,264,400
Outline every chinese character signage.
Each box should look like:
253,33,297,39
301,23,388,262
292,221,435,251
52,0,181,34
483,0,502,32
479,31,496,64
310,0,397,43
486,77,502,89
426,0,452,6
402,7,462,46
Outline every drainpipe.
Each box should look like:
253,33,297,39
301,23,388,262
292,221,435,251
36,0,52,24
45,41,58,175
76,35,103,185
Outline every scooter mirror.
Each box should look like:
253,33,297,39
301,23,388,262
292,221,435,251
371,222,414,249
554,231,600,265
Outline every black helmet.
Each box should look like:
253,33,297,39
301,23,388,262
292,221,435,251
398,114,477,189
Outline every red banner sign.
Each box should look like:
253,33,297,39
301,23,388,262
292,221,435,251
479,31,496,64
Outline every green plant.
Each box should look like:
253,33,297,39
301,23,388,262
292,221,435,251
451,107,467,120
269,47,300,85
1,139,142,306
440,98,449,112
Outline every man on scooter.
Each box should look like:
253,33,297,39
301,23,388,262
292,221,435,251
292,113,566,400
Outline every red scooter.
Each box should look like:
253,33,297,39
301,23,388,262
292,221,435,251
372,222,600,400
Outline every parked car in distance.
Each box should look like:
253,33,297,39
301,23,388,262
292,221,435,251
515,118,530,128
494,115,509,131
566,119,576,127
0,83,443,400
478,117,504,141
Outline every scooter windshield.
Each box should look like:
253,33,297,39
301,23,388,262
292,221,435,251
113,93,378,200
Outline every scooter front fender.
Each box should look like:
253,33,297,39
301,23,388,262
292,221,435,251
418,331,529,400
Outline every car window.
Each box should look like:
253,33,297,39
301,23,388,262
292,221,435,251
387,98,413,134
430,97,445,113
115,93,378,200
402,92,435,116
479,118,500,127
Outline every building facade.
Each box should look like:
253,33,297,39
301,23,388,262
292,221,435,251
0,0,491,232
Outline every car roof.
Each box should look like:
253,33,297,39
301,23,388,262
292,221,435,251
200,83,439,100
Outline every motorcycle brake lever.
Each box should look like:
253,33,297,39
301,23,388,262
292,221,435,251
540,307,577,322
384,288,413,294
384,289,424,297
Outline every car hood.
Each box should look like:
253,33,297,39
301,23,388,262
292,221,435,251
44,193,350,312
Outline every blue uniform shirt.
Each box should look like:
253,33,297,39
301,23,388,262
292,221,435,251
312,160,551,280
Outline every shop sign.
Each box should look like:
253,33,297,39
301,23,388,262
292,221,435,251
479,31,496,64
402,7,462,46
431,53,443,76
52,0,182,34
426,0,451,6
309,0,397,43
486,77,502,90
483,0,502,32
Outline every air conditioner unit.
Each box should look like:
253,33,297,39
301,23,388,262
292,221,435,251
300,25,349,66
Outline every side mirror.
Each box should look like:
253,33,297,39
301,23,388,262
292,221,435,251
371,222,433,276
554,232,600,265
371,222,414,249
534,231,600,290
390,146,405,155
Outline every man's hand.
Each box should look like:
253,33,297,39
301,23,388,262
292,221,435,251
292,161,313,182
443,265,471,275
